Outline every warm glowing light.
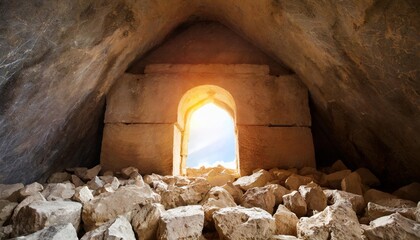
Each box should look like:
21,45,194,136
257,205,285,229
187,103,236,169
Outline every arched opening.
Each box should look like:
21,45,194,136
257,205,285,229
174,85,240,176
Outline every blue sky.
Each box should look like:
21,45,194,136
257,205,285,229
187,103,236,169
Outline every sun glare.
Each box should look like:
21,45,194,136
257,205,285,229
187,103,236,169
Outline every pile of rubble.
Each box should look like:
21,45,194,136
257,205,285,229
0,160,419,239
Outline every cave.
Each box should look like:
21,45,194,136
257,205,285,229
0,1,419,239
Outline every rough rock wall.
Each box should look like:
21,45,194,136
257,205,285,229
0,0,418,186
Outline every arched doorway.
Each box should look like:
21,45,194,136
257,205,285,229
174,85,239,175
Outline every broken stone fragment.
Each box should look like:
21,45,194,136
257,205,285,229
47,172,71,183
103,170,114,176
298,182,326,213
274,204,298,236
41,182,75,201
282,191,307,218
18,183,43,199
86,176,105,191
144,174,163,186
355,168,380,187
366,202,417,221
233,169,272,191
70,175,85,187
131,203,165,240
82,185,160,231
266,184,290,205
415,202,420,222
0,225,12,239
213,206,276,240
364,189,397,204
206,167,235,186
341,172,363,195
81,216,136,240
270,235,299,240
201,187,236,224
0,184,24,202
393,182,420,202
325,170,351,189
362,213,420,240
12,200,82,236
330,160,348,172
11,193,46,224
298,167,319,176
157,205,204,240
284,174,313,190
222,181,243,204
121,166,139,179
269,168,294,185
83,165,102,181
241,186,276,214
297,202,363,240
324,189,365,214
72,186,93,203
72,167,88,180
0,200,17,227
11,223,78,240
374,198,417,208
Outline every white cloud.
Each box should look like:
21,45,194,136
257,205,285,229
196,159,237,169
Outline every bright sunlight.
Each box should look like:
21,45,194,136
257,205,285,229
187,103,236,169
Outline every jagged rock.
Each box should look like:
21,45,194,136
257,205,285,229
86,176,105,191
0,225,12,239
103,171,114,176
158,205,204,240
11,223,78,240
41,182,75,201
355,168,380,187
72,186,93,203
364,189,397,204
366,202,416,221
270,235,299,240
121,167,139,179
330,160,348,172
19,183,43,199
274,205,298,236
241,186,276,214
270,169,294,185
283,191,307,218
298,167,319,176
47,172,71,183
206,167,235,186
341,172,363,195
285,174,313,191
13,200,82,236
362,213,420,240
201,187,236,224
266,184,289,205
131,203,165,240
0,184,24,202
82,185,160,231
298,182,326,213
325,170,351,189
72,167,88,180
81,216,136,240
324,189,365,214
297,202,363,240
213,206,276,240
144,174,162,186
70,175,85,187
375,198,417,208
0,200,17,226
11,193,46,224
83,165,102,181
393,182,420,202
233,169,272,191
222,182,243,204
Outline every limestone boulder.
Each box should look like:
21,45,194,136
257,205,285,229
366,202,416,221
362,213,420,240
274,205,298,236
213,206,276,240
355,168,380,187
82,185,160,231
0,200,17,226
364,189,397,204
121,166,139,179
266,184,290,205
297,202,363,240
47,172,71,183
70,175,85,187
270,169,294,185
282,191,307,218
241,186,276,214
144,174,163,186
13,200,82,236
72,186,94,204
83,165,102,181
41,182,75,201
18,183,43,200
222,182,243,204
81,216,136,240
201,187,236,224
233,169,272,191
131,203,165,240
393,182,420,202
284,174,313,191
11,223,78,240
157,205,204,240
206,168,235,186
341,172,363,195
325,170,351,189
0,184,24,202
324,189,365,214
298,182,326,213
86,176,105,191
11,193,46,224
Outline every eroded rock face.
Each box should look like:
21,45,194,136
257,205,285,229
131,203,165,240
362,213,420,240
